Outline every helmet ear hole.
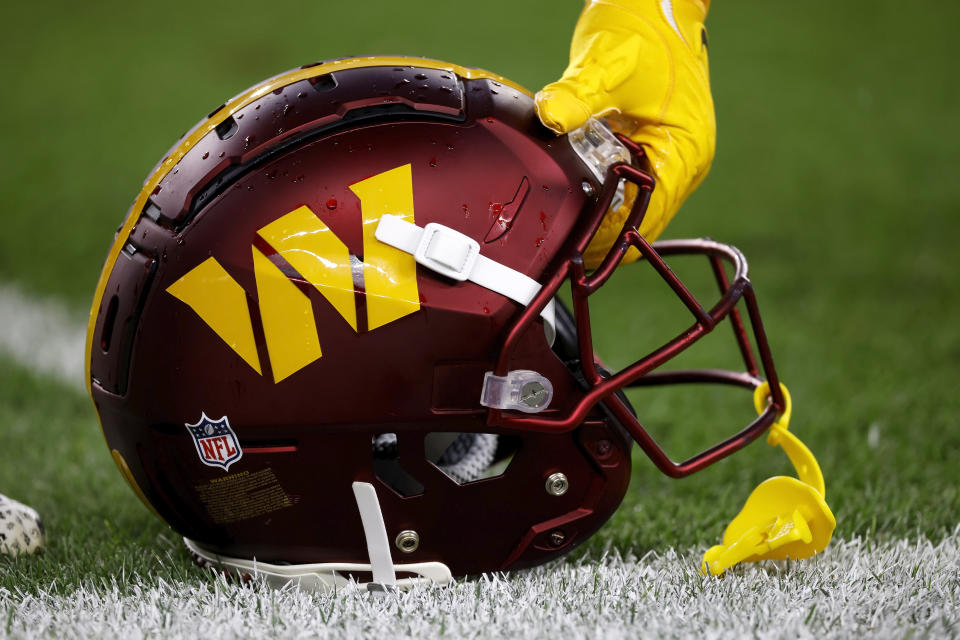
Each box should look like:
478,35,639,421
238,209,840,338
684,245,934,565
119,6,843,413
427,433,497,484
424,433,520,485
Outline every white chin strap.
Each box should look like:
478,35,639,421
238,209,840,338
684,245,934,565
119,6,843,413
184,482,452,593
375,215,556,346
352,481,397,588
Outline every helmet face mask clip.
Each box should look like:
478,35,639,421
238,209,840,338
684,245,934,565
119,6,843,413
87,57,819,590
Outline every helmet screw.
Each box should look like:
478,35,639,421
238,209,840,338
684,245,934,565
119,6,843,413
595,439,612,457
549,530,566,547
395,530,420,553
520,381,548,408
581,180,595,197
545,472,569,496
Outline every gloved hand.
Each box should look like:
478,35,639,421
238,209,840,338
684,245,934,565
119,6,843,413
536,0,715,268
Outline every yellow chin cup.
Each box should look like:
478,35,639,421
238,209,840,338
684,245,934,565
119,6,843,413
701,383,836,576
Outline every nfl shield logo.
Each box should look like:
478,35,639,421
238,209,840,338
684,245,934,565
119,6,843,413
185,413,243,471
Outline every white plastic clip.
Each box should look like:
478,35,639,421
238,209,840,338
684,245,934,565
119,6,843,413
568,118,630,211
413,223,481,281
480,370,554,413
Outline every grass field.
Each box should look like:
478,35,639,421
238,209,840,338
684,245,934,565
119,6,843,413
1,0,959,636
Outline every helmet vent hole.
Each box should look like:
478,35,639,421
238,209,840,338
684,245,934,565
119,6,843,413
372,433,425,498
142,199,163,223
425,433,520,485
310,74,337,92
215,117,239,141
206,103,226,119
100,295,120,353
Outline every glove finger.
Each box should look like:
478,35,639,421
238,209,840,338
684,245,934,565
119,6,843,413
534,81,595,135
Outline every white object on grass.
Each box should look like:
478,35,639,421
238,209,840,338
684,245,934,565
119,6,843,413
0,493,45,556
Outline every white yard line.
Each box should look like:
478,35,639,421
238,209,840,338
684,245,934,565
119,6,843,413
0,284,85,392
2,532,959,639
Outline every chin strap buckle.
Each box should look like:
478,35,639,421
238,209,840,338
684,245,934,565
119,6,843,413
700,383,836,576
375,214,557,346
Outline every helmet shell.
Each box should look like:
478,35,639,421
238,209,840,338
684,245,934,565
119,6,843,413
89,59,631,576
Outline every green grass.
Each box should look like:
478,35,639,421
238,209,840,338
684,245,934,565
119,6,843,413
0,356,197,595
1,0,960,598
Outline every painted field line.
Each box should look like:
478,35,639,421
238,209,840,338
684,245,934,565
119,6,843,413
0,283,85,392
3,531,958,639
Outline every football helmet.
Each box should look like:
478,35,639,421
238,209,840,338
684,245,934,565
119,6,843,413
87,57,832,589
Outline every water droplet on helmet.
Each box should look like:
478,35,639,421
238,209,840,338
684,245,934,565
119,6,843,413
326,198,337,210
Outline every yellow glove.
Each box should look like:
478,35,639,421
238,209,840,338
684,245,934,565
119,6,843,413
536,0,715,268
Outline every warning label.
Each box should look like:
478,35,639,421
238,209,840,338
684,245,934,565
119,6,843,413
194,468,292,524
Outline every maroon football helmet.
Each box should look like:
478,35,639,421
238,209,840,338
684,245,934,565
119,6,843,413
87,57,788,590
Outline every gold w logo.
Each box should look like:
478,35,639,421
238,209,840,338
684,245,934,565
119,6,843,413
166,164,420,383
